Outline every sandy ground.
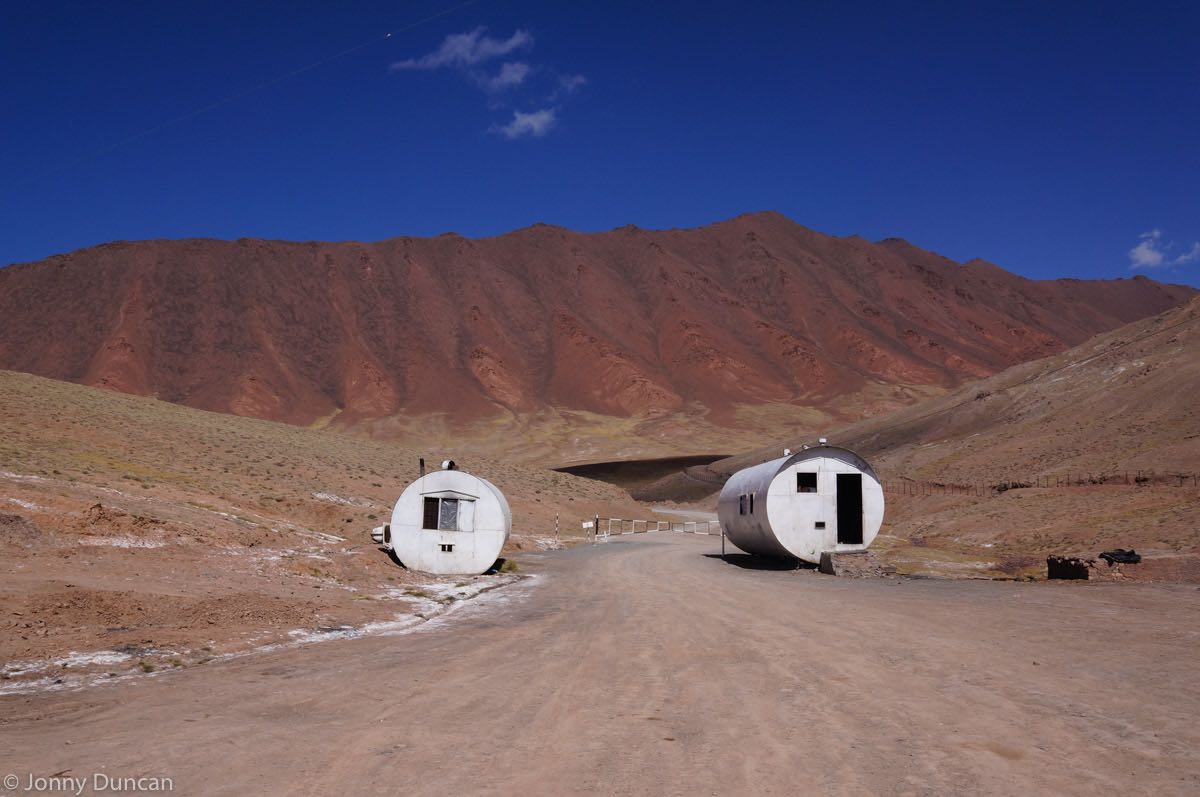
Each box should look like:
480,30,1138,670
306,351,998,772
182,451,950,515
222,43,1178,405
0,369,645,679
2,532,1197,796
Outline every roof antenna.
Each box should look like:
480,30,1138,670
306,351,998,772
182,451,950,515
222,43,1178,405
418,457,426,478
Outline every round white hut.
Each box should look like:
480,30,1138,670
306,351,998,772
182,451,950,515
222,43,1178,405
718,444,884,563
371,461,511,575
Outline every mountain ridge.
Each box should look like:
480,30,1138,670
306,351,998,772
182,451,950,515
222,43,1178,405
633,294,1200,502
0,212,1193,443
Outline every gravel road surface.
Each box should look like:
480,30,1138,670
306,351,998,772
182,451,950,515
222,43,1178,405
2,533,1197,795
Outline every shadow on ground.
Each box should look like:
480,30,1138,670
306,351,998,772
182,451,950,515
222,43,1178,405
702,553,817,572
554,454,730,491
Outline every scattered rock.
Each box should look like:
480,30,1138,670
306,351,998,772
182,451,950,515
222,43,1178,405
819,551,895,578
0,512,44,547
1048,553,1142,581
1047,556,1090,580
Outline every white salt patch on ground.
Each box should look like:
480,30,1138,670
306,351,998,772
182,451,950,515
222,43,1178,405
0,574,534,696
209,509,260,527
311,491,371,507
1,650,135,694
244,574,529,651
251,549,297,563
0,676,73,694
59,650,133,667
79,537,166,548
3,498,44,511
0,471,46,482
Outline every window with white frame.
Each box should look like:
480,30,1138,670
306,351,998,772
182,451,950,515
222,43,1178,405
422,496,475,531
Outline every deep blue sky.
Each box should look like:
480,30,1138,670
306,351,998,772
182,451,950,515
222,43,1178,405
2,1,1197,284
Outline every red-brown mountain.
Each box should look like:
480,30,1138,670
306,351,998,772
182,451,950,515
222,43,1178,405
0,212,1193,429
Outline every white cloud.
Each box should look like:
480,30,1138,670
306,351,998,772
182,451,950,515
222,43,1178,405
492,108,557,139
1176,242,1200,264
1129,229,1166,268
558,74,587,94
1128,229,1200,269
479,62,532,93
391,27,532,71
393,29,580,139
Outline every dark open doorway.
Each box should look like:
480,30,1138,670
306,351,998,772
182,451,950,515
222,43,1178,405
836,473,863,544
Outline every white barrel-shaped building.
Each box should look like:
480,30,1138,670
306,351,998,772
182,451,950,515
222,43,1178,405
718,445,884,564
371,463,512,575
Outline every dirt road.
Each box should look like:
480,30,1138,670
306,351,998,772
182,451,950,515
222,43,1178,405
2,533,1198,795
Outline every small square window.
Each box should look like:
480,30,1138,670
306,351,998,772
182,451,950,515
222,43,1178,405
739,495,747,515
440,543,454,553
749,494,755,514
815,521,826,529
797,473,817,493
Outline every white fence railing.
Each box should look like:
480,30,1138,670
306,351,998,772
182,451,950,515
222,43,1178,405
588,517,721,543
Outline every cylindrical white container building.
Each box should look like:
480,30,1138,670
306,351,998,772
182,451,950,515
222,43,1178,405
371,463,512,576
718,445,884,563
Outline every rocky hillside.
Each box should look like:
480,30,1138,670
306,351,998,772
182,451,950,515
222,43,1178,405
0,213,1191,446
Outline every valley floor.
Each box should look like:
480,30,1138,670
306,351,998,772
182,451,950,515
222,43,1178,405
2,533,1197,796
